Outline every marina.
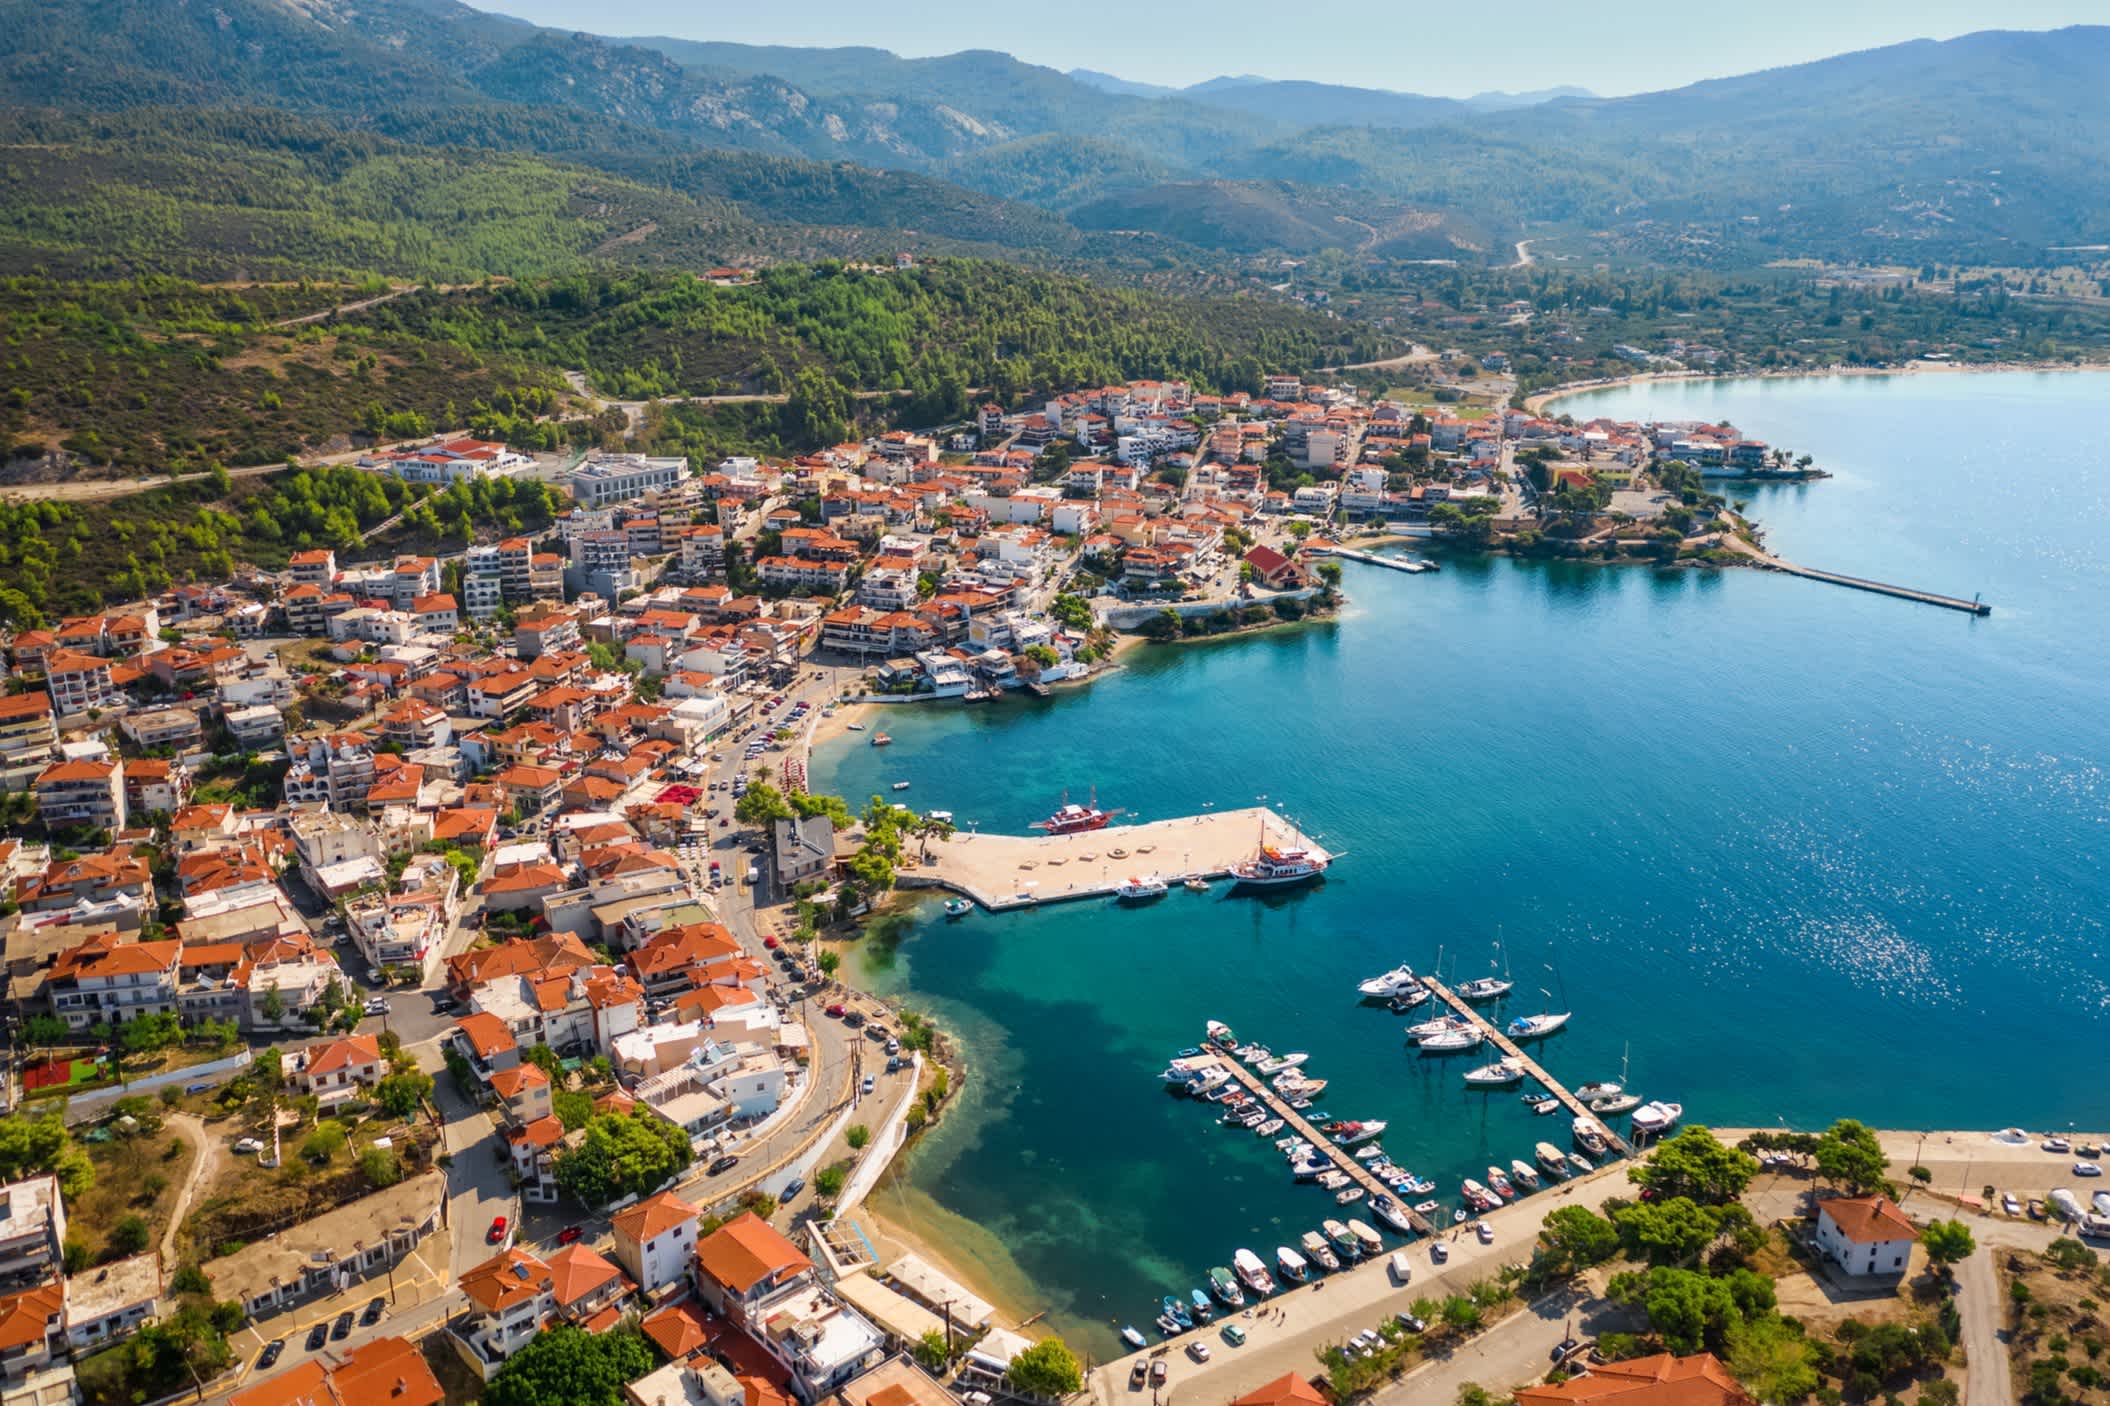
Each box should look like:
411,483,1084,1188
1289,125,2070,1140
1419,974,1634,1157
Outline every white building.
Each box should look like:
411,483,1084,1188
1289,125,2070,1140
1814,1194,1917,1278
571,454,688,509
611,1191,701,1296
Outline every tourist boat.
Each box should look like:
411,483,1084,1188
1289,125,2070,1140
1276,1246,1310,1284
1511,1158,1542,1189
1405,1014,1471,1042
1204,1020,1236,1047
1347,1220,1385,1257
1370,1195,1415,1235
1301,1230,1341,1272
1229,821,1332,890
1462,1057,1525,1087
1418,1026,1485,1053
1536,1142,1570,1176
1183,876,1210,893
1324,1219,1362,1258
1232,1248,1276,1296
1487,1166,1516,1200
1356,965,1418,999
1589,1092,1643,1116
1631,1101,1683,1135
1334,1186,1365,1206
1387,987,1433,1012
1456,975,1515,1002
891,781,911,791
1572,1116,1610,1157
1208,1266,1245,1308
1120,1325,1147,1350
1031,790,1124,834
1326,1119,1388,1146
1461,1179,1501,1213
1254,1118,1285,1138
870,732,891,746
1256,1052,1309,1076
943,899,972,918
1114,875,1169,903
1505,1012,1571,1041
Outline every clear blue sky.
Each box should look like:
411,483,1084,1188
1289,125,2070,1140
471,1,2101,95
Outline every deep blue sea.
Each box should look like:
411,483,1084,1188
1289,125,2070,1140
814,370,2110,1355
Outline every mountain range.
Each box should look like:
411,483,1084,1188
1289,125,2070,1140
1,0,2106,274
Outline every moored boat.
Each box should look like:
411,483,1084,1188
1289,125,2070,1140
1405,1014,1471,1042
891,781,911,791
1347,1219,1385,1257
1456,975,1515,1001
1233,1248,1276,1296
1589,1092,1643,1116
1161,1295,1192,1330
1114,875,1170,902
1535,1142,1569,1176
870,732,892,747
1487,1166,1516,1199
1208,1265,1245,1308
1275,1246,1310,1283
1205,1020,1236,1047
1511,1158,1541,1189
1632,1100,1683,1135
1505,1012,1571,1041
943,898,972,918
1418,1026,1485,1053
1121,1325,1147,1350
1190,1289,1213,1322
1356,965,1418,999
1256,1052,1309,1076
1183,876,1210,892
1370,1194,1415,1234
1230,822,1332,890
1301,1230,1341,1272
1572,1116,1610,1156
1574,1080,1623,1102
1461,1178,1500,1212
1324,1219,1361,1258
1335,1186,1365,1206
1462,1057,1525,1087
1031,790,1124,834
1326,1119,1388,1146
1254,1118,1285,1138
1387,987,1433,1012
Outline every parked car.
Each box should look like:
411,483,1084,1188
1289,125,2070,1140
2044,1137,2074,1154
781,1177,805,1200
1221,1324,1247,1347
2080,1143,2104,1158
233,1137,264,1155
2077,1162,2104,1177
860,1075,876,1095
1554,1337,1583,1363
843,1010,865,1029
256,1339,285,1371
826,1003,846,1018
1130,1361,1148,1389
331,1311,354,1340
305,1322,329,1352
1187,1342,1212,1362
487,1215,508,1244
2004,1193,2023,1215
763,936,779,949
360,1297,385,1326
1150,1360,1167,1388
556,1226,584,1246
363,998,389,1016
1429,1241,1449,1264
1475,1221,1495,1244
708,1154,740,1176
1395,1311,1427,1334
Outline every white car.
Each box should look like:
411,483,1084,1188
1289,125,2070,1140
1475,1221,1495,1244
233,1137,265,1155
2077,1162,2104,1178
2004,1193,2023,1215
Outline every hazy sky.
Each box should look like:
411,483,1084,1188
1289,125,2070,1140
472,1,2102,95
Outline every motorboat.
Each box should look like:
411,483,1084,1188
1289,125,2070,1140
1254,1118,1285,1138
1324,1219,1362,1258
1183,876,1210,892
1461,1179,1501,1213
1236,1043,1271,1064
1115,875,1170,903
1121,1325,1147,1350
1208,1266,1245,1308
1567,1151,1595,1174
1632,1101,1683,1135
1205,1020,1236,1047
1189,1289,1213,1323
1301,1230,1341,1272
1574,1081,1623,1102
1161,1295,1193,1331
845,721,867,733
1418,1027,1485,1053
1335,1186,1365,1206
1387,987,1433,1012
1233,1248,1276,1296
1487,1166,1516,1200
1156,1312,1180,1337
1572,1116,1610,1156
1462,1057,1525,1088
1505,1012,1571,1041
1456,976,1514,1002
1318,1170,1352,1191
1589,1092,1643,1116
1357,965,1419,999
1160,1056,1213,1088
1414,1199,1440,1216
1326,1119,1388,1146
1256,1052,1309,1076
1347,1219,1385,1257
1405,1014,1469,1042
1353,1144,1386,1162
942,899,972,918
1525,1095,1561,1115
1291,1156,1329,1180
870,732,892,747
1535,1142,1569,1176
891,781,911,791
1370,1195,1415,1234
1510,1158,1541,1189
1276,1246,1310,1283
1276,1076,1328,1098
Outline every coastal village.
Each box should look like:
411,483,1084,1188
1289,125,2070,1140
0,365,2078,1406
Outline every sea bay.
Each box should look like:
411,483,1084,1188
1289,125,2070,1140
816,369,2110,1356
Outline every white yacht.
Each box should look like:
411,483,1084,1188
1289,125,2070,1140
1418,1026,1485,1053
1356,965,1418,999
1631,1101,1683,1135
1114,875,1169,902
1456,976,1514,1001
1505,1012,1571,1041
1405,1014,1470,1042
1462,1057,1524,1087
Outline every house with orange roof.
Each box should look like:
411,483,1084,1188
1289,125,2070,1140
34,757,124,832
48,934,180,1029
453,1011,520,1081
0,690,57,766
696,1213,883,1399
1514,1352,1753,1406
15,850,151,913
611,1191,701,1296
548,1241,632,1328
488,1063,553,1126
503,1113,566,1203
289,1034,386,1102
1228,1373,1332,1406
0,1279,66,1378
1814,1194,1918,1278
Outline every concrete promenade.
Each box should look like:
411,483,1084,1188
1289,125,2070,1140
901,807,1330,910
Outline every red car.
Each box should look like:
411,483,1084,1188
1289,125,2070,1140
763,936,779,949
826,1003,846,1018
487,1216,508,1244
555,1225,584,1246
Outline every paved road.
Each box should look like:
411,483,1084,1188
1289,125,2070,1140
430,1062,517,1271
1369,1282,1626,1406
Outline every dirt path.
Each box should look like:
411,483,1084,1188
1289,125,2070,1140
271,284,417,329
1321,344,1437,374
1957,1244,2014,1406
159,1112,227,1273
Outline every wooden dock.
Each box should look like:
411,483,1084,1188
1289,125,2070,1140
1418,977,1632,1159
1203,1055,1436,1236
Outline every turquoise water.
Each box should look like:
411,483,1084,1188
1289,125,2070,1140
817,370,2110,1354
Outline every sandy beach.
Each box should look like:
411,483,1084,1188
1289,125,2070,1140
1520,357,2110,415
804,695,881,752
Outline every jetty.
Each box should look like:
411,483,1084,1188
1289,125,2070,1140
902,807,1329,912
1723,537,1991,615
1304,545,1435,574
1200,1053,1436,1236
1419,976,1632,1158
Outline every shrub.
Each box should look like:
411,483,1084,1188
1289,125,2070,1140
109,1214,151,1256
845,1124,871,1151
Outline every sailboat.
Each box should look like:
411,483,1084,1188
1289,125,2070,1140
1577,1044,1631,1103
1456,934,1514,1001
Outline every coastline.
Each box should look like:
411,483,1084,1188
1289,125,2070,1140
1520,356,2110,415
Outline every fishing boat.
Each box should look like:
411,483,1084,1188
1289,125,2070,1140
1589,1092,1643,1116
1031,789,1124,834
891,781,912,791
1335,1186,1365,1206
1510,1158,1541,1189
943,899,972,918
1461,1179,1501,1212
1120,1326,1147,1350
1205,1020,1236,1047
1256,1052,1309,1076
1324,1219,1361,1259
1462,1057,1525,1087
1114,875,1169,903
1418,1026,1485,1053
1183,876,1210,893
1229,822,1332,890
1387,987,1433,1012
1414,1199,1440,1216
1405,1014,1471,1042
1275,1246,1310,1283
1487,1166,1516,1199
1456,975,1515,1001
1254,1118,1285,1138
1347,1220,1385,1257
870,732,892,747
1572,1116,1610,1157
1356,965,1418,999
1232,1248,1276,1296
1326,1119,1388,1146
1301,1230,1341,1272
1208,1266,1245,1308
1370,1195,1415,1234
1536,1142,1570,1176
1161,1296,1193,1330
1189,1289,1213,1323
1505,1012,1571,1040
1632,1101,1683,1135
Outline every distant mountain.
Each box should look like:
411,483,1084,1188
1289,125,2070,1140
1066,68,1177,99
1181,75,1273,95
1463,85,1596,110
1175,79,1470,131
1070,180,1490,259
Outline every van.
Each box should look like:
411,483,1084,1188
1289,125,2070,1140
1387,1250,1412,1285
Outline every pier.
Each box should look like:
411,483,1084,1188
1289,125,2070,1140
1723,538,1991,615
902,807,1330,912
1418,976,1633,1159
1200,1054,1436,1236
1304,545,1435,575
